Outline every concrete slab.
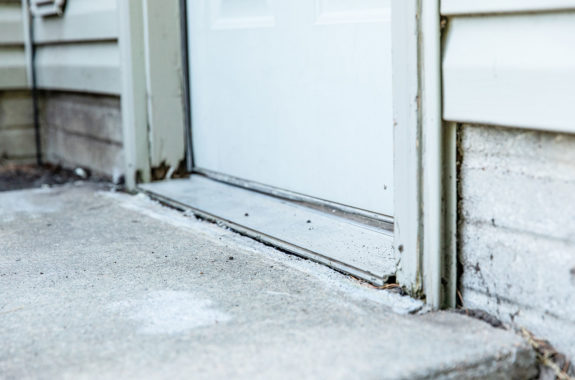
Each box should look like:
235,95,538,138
0,185,536,379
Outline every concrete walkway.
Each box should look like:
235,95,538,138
0,184,536,379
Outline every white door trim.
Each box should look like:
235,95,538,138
392,0,454,307
118,0,150,190
391,0,421,296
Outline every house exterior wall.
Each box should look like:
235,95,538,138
442,2,575,361
458,124,575,361
40,92,123,178
0,0,123,174
1,0,186,178
0,91,34,163
0,0,27,89
0,0,34,163
33,0,120,96
31,0,122,177
2,2,574,361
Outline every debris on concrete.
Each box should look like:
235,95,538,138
453,308,504,329
521,328,575,380
0,163,108,192
73,167,89,179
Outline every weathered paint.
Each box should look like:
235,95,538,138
118,0,150,188
458,123,575,362
391,0,423,297
142,0,186,174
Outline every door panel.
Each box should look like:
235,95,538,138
210,0,275,29
315,0,390,24
188,0,394,216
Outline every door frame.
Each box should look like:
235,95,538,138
392,0,455,308
120,0,455,308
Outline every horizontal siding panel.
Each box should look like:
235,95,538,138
441,0,575,15
0,47,28,89
34,0,118,44
0,3,24,44
443,13,575,133
36,42,120,95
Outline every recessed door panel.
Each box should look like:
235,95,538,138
210,0,275,29
188,0,394,216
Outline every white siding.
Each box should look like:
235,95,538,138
34,0,120,95
0,2,23,43
36,43,120,94
443,12,575,133
443,3,575,363
33,0,117,43
0,0,120,94
441,0,575,15
0,1,27,89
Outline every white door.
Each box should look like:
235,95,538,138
188,0,394,216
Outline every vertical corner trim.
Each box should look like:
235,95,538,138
118,0,150,189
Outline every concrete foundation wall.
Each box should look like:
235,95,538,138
40,92,124,178
458,123,575,360
0,91,35,163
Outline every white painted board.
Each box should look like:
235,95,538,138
36,42,121,95
441,0,575,15
0,48,28,89
33,0,118,44
188,0,394,216
443,13,575,133
0,4,24,44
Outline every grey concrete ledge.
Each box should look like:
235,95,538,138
0,184,536,379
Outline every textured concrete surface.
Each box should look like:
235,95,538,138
458,124,575,361
40,93,124,179
0,185,536,379
0,91,35,163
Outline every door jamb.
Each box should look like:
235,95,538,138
391,0,455,308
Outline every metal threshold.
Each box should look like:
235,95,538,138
139,175,396,285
